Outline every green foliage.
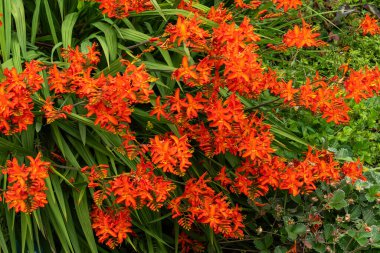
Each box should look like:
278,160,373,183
247,172,380,252
332,98,380,165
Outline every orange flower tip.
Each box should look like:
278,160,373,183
254,201,267,207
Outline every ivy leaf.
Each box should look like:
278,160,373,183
329,190,348,210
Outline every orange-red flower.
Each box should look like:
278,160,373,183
169,173,244,239
215,167,233,187
172,57,198,84
207,4,232,24
91,206,132,249
275,73,353,125
94,0,153,19
82,164,109,189
272,0,302,12
283,20,325,48
48,45,153,134
0,61,44,135
109,159,176,210
344,67,380,103
178,232,205,253
3,153,50,213
41,97,73,124
150,96,169,121
165,14,210,48
342,160,366,183
234,0,262,9
149,134,192,176
278,80,299,105
359,14,380,36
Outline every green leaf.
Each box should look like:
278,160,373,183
324,224,335,242
62,12,79,49
21,124,35,151
274,246,288,253
270,125,309,147
347,230,371,247
43,0,60,56
5,208,17,253
31,0,41,45
21,214,28,253
128,9,217,27
143,61,176,71
50,174,68,220
11,34,22,72
362,209,375,225
21,214,34,253
286,223,307,240
93,35,110,66
365,184,380,202
92,22,118,63
0,136,33,155
51,124,81,168
46,187,74,252
150,0,166,21
0,0,12,61
329,189,348,210
72,188,98,253
11,0,26,58
79,123,87,145
0,224,9,253
64,197,82,253
117,28,151,42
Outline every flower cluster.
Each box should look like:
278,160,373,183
234,0,262,10
2,153,50,213
271,74,350,124
151,90,274,159
48,44,153,134
341,160,366,183
149,134,193,176
83,160,176,248
178,232,205,253
344,67,380,103
91,206,132,249
272,0,302,12
169,174,244,239
164,14,210,49
41,97,73,124
110,160,176,211
283,19,326,48
216,148,366,198
359,14,380,36
165,11,275,98
0,61,44,135
93,0,153,18
271,67,380,124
